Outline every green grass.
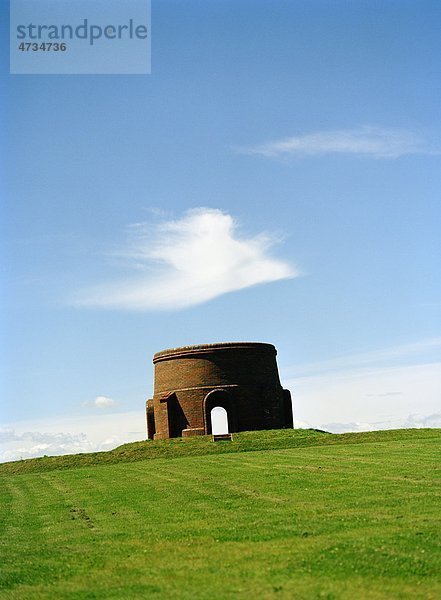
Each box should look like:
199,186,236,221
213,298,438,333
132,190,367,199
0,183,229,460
1,428,440,599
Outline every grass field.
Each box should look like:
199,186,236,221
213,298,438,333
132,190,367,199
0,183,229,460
1,428,440,599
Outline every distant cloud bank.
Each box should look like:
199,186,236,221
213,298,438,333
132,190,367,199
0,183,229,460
0,411,145,463
74,208,297,311
285,338,441,438
318,412,441,434
0,429,91,462
237,126,436,159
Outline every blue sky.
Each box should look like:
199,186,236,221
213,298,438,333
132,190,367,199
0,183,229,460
1,0,440,460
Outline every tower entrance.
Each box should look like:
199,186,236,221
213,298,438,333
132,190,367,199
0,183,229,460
204,390,236,435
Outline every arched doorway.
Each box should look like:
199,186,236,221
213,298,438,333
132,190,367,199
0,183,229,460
211,406,229,435
204,390,236,434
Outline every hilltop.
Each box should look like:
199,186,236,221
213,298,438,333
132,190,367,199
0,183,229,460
1,427,438,475
1,428,440,599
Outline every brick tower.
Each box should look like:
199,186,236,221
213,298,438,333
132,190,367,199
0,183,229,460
146,342,293,440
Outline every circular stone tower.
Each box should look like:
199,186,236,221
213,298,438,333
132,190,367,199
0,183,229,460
146,342,293,440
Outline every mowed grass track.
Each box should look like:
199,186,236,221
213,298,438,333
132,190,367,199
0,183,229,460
1,430,440,599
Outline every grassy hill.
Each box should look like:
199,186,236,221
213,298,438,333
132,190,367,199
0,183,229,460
1,428,440,599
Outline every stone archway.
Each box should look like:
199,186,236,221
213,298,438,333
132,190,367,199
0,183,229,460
204,390,237,434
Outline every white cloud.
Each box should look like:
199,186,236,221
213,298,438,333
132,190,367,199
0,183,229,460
0,411,146,463
297,412,441,434
94,395,117,408
0,430,92,462
286,362,441,432
74,208,296,311
237,126,435,159
403,412,441,428
282,337,441,433
0,429,87,445
81,396,118,409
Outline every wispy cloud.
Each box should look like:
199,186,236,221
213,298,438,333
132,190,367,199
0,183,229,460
236,126,436,159
73,208,297,311
284,337,441,378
